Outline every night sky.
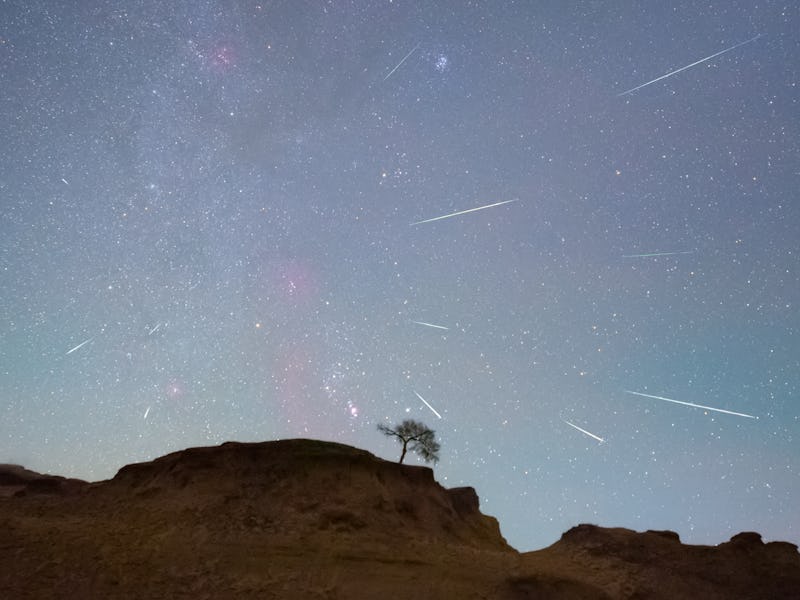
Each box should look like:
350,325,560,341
1,1,798,552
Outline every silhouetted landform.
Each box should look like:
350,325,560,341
1,439,798,599
0,463,87,497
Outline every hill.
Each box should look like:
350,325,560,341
1,439,798,599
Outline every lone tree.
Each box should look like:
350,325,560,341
377,419,440,464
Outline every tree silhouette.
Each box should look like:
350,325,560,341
377,419,440,464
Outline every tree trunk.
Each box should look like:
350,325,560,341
399,440,408,464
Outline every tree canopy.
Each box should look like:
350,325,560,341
377,419,440,464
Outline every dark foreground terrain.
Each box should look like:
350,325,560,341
2,439,798,599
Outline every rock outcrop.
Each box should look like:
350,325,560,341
512,523,800,599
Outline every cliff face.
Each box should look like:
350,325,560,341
1,440,798,600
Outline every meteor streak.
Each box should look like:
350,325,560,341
562,419,605,443
411,320,449,331
65,337,93,355
143,406,151,420
624,390,757,419
383,42,420,81
622,250,694,258
618,34,761,97
411,199,517,225
414,391,442,419
148,323,162,335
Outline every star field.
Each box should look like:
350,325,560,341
1,1,798,551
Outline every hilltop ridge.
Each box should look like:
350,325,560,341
1,439,798,599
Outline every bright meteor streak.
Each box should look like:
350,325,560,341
622,250,694,258
414,391,442,419
624,390,757,419
411,320,449,331
65,337,93,355
618,34,761,97
383,42,420,81
411,199,517,225
562,419,605,443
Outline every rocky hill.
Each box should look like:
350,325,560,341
1,439,798,599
